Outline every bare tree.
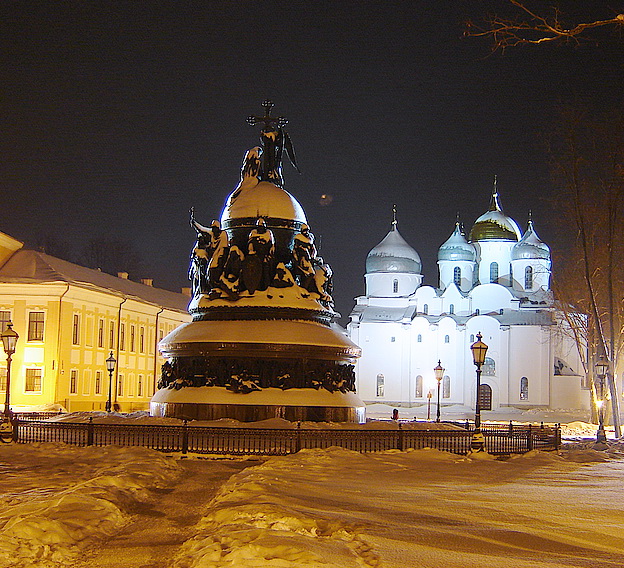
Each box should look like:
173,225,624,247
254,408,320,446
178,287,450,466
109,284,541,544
80,238,143,279
549,109,624,436
465,1,624,51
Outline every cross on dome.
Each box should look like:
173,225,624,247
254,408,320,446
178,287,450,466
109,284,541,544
246,100,288,131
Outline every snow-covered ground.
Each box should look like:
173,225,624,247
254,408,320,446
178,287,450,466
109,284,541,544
0,443,179,567
173,446,624,568
1,441,623,567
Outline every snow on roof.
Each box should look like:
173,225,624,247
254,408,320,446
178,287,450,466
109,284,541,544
0,249,189,312
221,181,307,223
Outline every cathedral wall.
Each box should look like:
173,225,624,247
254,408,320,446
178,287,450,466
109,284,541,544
470,284,515,314
511,258,551,292
438,260,475,293
475,241,514,286
365,273,422,298
506,325,551,407
353,321,404,403
465,316,504,409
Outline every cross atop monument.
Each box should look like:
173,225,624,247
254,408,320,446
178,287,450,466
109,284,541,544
245,100,299,188
246,100,288,132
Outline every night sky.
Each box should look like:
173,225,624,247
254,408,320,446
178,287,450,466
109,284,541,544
2,1,623,321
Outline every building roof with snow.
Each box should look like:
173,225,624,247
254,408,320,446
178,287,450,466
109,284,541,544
0,249,189,312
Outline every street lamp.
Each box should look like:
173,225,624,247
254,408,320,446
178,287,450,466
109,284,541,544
1,322,19,421
470,332,488,451
594,354,609,446
434,360,444,423
105,351,116,413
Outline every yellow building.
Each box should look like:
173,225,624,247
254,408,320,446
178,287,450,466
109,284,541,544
0,231,191,412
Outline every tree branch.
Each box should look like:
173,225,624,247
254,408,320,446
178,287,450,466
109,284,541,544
465,1,624,51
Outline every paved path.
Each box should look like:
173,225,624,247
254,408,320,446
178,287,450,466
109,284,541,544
76,457,256,568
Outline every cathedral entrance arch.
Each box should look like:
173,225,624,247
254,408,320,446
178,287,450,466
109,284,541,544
479,384,492,411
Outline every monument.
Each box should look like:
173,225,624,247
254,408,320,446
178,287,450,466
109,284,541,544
151,101,365,422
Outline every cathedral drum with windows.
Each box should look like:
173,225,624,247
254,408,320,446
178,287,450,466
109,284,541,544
348,189,590,414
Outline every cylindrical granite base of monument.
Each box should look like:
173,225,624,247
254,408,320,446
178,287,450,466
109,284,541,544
150,386,366,423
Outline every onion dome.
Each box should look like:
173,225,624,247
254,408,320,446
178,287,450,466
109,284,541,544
366,219,421,274
438,222,476,262
512,219,550,260
221,181,307,225
469,190,522,242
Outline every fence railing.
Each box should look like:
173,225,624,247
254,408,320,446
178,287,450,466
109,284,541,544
13,411,65,421
12,419,560,456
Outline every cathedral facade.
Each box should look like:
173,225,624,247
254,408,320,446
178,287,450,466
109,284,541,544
348,191,590,414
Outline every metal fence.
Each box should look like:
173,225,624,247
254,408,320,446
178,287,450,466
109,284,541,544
12,419,560,456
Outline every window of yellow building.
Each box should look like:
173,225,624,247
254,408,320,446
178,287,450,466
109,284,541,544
130,325,135,352
72,314,80,345
120,323,125,350
137,374,143,397
95,371,102,395
98,319,104,348
117,374,124,397
70,370,78,394
0,366,6,391
109,321,115,349
0,311,11,332
140,326,145,353
25,368,42,392
28,312,45,342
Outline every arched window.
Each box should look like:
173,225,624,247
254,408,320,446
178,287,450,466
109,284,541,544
470,333,475,342
444,335,450,344
376,374,384,397
453,266,461,286
415,375,423,398
482,357,496,376
417,334,422,343
520,377,529,400
449,304,455,315
490,262,499,283
393,279,399,293
442,375,451,398
525,266,533,290
423,304,428,315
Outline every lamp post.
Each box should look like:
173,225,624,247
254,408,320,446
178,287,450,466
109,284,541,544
594,354,609,446
434,360,444,423
105,351,116,413
470,332,488,451
1,322,19,421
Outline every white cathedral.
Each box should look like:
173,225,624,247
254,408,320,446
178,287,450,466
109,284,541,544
348,189,590,414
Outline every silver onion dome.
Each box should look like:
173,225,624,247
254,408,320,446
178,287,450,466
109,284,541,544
512,220,550,260
366,225,422,274
438,222,476,262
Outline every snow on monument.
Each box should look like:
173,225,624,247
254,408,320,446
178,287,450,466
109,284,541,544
151,101,365,422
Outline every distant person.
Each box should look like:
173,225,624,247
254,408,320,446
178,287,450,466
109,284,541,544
113,403,121,413
392,408,399,420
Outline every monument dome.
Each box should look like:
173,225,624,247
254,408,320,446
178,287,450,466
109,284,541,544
221,181,307,225
151,101,365,422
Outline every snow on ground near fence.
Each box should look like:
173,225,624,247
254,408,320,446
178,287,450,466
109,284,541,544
173,447,624,568
0,444,179,568
39,410,606,438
